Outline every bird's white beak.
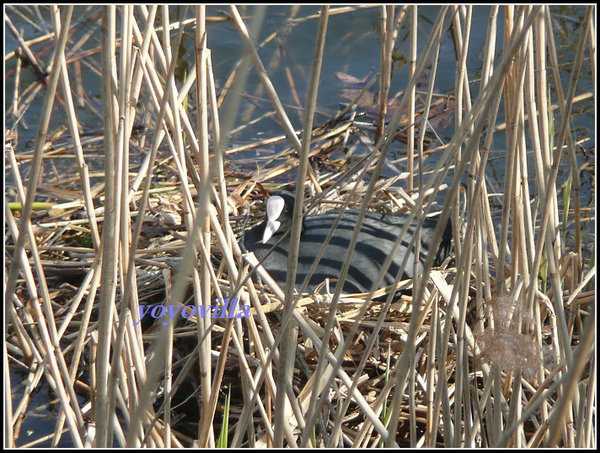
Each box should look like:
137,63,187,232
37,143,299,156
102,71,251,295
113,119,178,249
262,196,285,243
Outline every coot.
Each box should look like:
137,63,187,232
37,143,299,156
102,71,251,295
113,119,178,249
242,192,452,294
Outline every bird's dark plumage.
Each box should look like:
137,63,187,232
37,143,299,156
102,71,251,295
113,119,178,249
242,192,452,294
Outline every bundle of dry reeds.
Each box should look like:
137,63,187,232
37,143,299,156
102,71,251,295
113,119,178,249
5,5,595,448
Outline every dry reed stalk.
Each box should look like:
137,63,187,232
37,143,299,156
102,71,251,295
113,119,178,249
228,8,303,447
282,7,329,446
5,5,71,320
406,6,416,193
95,6,118,447
194,5,214,448
535,7,593,447
108,4,145,445
217,5,325,112
211,6,295,448
5,13,49,85
11,48,22,121
131,8,200,447
54,10,100,249
492,6,531,445
6,6,86,448
374,5,394,145
544,5,587,297
288,8,453,446
212,5,322,447
7,80,45,126
390,5,539,447
242,6,302,126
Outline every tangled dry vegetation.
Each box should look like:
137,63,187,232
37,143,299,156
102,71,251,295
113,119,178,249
5,5,595,448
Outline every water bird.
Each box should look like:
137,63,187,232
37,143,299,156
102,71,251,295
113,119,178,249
242,192,452,294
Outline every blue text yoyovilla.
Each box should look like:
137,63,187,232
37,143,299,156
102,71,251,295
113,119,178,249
133,298,250,326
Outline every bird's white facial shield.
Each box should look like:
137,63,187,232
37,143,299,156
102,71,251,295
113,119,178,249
262,195,285,243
